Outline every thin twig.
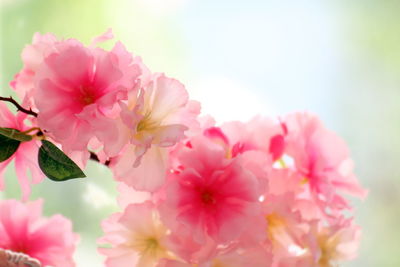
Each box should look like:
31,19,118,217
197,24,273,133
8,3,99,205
89,151,111,166
21,127,41,135
1,96,112,167
0,96,38,117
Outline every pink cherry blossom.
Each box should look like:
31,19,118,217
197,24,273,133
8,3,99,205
315,219,361,266
12,31,143,156
0,199,78,267
220,116,286,160
262,193,305,258
111,73,200,192
123,73,200,159
99,201,171,267
0,103,43,200
159,218,218,264
161,134,262,243
282,112,367,214
10,32,59,105
202,125,273,192
279,218,361,267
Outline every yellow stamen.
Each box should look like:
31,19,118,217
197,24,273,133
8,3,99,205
278,158,287,168
266,213,286,229
300,177,309,185
212,259,226,267
136,112,160,133
131,235,167,259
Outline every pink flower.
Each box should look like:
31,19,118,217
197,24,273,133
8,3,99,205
161,135,261,243
262,193,305,258
0,103,43,200
120,73,200,159
99,201,170,267
279,218,361,267
219,116,286,160
313,219,361,266
10,32,59,104
0,199,79,267
30,33,141,153
111,73,200,192
157,218,218,264
112,145,170,192
283,112,367,213
201,125,273,192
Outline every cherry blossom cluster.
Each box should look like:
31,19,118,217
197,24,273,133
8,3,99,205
0,30,367,267
0,199,77,267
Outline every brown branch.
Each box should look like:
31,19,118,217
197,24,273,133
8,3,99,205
0,96,113,167
89,151,111,166
0,96,38,117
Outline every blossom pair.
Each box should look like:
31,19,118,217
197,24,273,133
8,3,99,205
4,30,198,199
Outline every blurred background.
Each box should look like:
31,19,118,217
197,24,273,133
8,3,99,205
0,0,399,266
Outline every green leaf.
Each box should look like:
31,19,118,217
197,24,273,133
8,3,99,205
0,134,20,162
38,140,86,181
0,127,32,142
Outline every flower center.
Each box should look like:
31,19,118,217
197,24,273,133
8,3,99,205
136,113,159,133
317,232,340,267
201,191,216,205
266,213,286,229
137,118,150,132
81,95,95,105
212,259,226,267
266,213,288,243
145,237,159,251
130,234,167,260
77,86,97,106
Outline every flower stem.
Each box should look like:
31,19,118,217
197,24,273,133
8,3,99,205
89,152,111,166
0,96,38,117
21,127,41,135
